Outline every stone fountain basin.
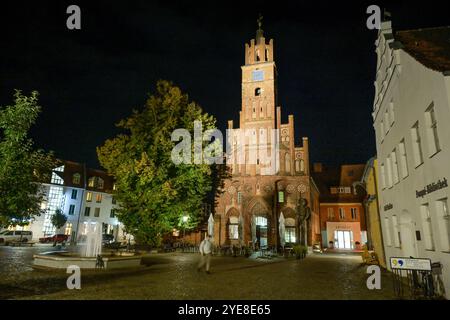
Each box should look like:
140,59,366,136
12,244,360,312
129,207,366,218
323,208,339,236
33,251,142,269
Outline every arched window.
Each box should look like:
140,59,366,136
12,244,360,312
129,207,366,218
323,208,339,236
72,173,81,184
285,217,296,243
255,88,261,96
228,216,239,240
300,159,305,173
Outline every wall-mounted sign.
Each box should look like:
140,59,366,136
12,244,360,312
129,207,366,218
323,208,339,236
416,178,448,198
384,203,393,211
390,257,431,271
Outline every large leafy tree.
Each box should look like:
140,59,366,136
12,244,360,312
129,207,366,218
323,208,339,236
97,80,221,246
0,91,56,228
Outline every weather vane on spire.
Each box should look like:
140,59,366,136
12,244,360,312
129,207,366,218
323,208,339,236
257,13,263,30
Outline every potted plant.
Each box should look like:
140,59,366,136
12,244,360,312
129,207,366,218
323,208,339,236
243,246,251,258
293,245,308,259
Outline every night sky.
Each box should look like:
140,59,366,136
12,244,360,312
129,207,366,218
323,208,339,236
1,1,449,169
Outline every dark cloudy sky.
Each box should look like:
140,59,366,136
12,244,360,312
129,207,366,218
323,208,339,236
1,0,449,168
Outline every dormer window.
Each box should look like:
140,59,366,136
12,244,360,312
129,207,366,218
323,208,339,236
88,177,95,188
72,173,81,185
97,178,104,189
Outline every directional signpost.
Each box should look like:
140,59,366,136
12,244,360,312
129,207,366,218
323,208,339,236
390,257,432,271
390,257,434,299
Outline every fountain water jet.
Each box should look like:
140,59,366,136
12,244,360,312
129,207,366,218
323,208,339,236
80,221,102,257
33,221,142,269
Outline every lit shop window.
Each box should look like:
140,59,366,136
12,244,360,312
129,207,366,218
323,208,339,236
65,223,72,236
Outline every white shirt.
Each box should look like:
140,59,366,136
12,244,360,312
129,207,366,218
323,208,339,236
199,238,212,254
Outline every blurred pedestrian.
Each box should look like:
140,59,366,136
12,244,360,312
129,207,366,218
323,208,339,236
198,235,213,274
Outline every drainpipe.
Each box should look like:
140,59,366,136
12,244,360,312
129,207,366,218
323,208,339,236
74,163,87,245
372,161,387,267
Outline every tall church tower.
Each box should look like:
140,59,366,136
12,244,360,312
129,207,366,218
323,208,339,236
240,16,277,127
228,16,310,177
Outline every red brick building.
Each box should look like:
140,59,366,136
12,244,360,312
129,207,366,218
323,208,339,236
313,163,367,250
212,21,321,249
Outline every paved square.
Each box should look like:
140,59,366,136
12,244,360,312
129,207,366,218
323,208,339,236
0,247,397,300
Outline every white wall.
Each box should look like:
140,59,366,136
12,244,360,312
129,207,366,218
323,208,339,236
24,185,124,243
373,23,450,299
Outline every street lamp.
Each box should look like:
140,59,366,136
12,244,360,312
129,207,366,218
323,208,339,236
182,215,189,239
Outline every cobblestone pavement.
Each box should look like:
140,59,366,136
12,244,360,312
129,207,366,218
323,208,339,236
0,246,398,300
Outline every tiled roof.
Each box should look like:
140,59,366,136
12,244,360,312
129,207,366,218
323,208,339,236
312,164,365,203
51,160,115,192
395,26,450,73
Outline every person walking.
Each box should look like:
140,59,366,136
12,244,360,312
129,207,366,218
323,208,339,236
198,235,213,274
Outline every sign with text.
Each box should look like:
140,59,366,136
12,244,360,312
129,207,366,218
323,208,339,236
415,178,448,198
390,257,431,271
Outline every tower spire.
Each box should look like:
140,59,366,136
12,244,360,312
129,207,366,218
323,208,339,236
256,14,264,43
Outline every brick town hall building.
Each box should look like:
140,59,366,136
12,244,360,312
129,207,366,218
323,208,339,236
212,21,321,249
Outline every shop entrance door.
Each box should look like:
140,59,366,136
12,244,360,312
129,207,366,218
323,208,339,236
335,230,352,249
255,216,268,247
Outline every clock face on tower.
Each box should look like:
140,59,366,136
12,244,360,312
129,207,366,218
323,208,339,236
252,70,264,82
